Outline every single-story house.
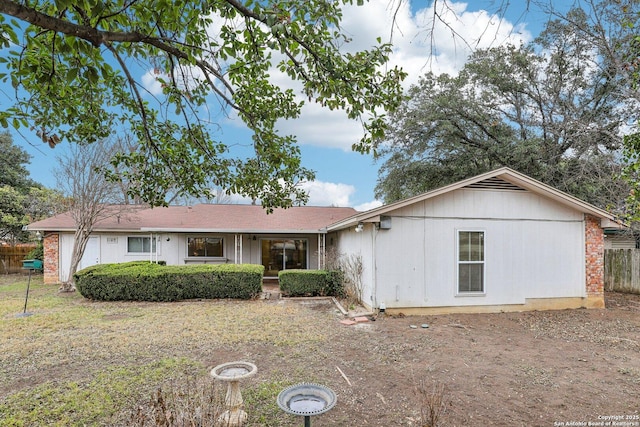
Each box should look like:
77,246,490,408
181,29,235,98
27,167,624,314
326,167,624,314
26,204,357,284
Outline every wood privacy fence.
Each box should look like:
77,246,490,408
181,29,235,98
0,245,37,274
604,249,640,294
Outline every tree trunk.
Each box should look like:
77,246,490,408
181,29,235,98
60,228,91,292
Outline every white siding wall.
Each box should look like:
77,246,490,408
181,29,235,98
59,233,74,282
332,224,376,307
99,233,172,264
337,188,587,309
58,232,321,281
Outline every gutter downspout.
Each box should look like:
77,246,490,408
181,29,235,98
372,223,379,310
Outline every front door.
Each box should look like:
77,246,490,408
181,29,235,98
261,239,307,277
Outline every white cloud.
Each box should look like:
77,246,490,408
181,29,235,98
141,1,532,151
141,70,164,96
141,66,208,101
354,200,384,212
214,180,357,207
275,0,533,151
300,180,356,206
406,1,531,79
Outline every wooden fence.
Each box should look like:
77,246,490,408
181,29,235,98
604,249,640,294
0,245,37,274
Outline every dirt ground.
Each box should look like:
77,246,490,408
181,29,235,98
252,292,640,426
2,276,640,426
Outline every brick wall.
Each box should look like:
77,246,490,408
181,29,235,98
43,233,59,284
585,214,604,298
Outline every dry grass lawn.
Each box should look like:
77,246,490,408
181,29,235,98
1,274,640,426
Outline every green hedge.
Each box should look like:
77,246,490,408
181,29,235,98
278,269,344,297
74,262,264,302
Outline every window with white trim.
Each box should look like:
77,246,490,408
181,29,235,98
458,231,484,293
127,236,157,253
187,237,224,257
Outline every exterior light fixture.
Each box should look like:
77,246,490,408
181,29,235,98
355,223,364,233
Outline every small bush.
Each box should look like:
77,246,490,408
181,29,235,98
325,248,364,307
278,269,344,297
74,262,263,301
418,381,448,427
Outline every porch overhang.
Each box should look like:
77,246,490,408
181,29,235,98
140,227,328,234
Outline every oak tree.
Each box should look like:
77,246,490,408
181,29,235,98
376,5,631,212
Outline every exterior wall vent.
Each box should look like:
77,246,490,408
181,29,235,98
465,177,527,191
379,216,392,229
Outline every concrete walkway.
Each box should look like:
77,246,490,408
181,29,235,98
261,279,281,300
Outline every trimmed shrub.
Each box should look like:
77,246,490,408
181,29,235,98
278,269,344,297
74,262,264,302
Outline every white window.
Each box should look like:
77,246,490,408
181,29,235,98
458,231,484,293
127,236,157,253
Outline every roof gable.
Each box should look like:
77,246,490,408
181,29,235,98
327,167,624,231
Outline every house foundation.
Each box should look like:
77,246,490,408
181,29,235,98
372,297,598,316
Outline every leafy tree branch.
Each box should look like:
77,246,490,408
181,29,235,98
0,0,406,209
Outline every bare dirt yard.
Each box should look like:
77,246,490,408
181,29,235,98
1,275,640,426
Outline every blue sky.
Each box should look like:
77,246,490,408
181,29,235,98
2,0,575,210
